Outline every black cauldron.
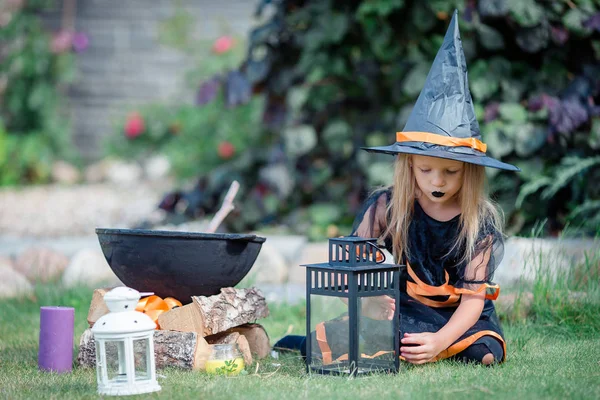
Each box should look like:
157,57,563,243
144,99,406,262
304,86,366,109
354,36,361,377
96,228,266,303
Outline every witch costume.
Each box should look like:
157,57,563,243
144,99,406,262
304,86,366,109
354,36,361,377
275,10,518,364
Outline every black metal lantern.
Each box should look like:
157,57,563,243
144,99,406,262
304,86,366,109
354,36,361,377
302,237,401,376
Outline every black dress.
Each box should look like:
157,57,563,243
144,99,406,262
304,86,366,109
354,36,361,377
353,188,506,362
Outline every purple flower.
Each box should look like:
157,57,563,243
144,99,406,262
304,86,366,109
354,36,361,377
196,76,221,106
549,98,588,134
72,32,89,52
550,26,569,45
484,102,500,122
527,94,550,111
51,31,74,54
583,12,600,32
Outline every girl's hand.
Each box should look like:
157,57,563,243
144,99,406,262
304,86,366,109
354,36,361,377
361,295,395,320
400,332,446,364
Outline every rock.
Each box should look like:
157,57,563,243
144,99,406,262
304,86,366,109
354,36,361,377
497,237,599,286
51,161,81,185
0,262,34,299
84,160,110,183
14,247,69,283
105,160,143,186
288,241,329,285
144,155,171,181
62,248,121,288
248,242,288,284
262,234,307,268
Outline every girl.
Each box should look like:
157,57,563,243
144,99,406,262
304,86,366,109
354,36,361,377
275,10,520,365
352,153,511,365
355,10,519,365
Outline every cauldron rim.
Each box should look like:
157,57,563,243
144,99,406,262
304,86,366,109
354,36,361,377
95,228,266,243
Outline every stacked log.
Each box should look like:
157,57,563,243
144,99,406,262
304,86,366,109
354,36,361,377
79,287,271,371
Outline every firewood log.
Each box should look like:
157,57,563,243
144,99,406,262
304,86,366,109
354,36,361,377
86,287,113,327
223,324,271,359
192,287,269,336
78,328,211,370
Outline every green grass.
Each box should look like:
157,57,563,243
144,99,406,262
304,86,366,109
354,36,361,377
1,260,600,400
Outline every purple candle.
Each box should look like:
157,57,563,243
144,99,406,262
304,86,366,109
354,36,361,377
38,306,75,373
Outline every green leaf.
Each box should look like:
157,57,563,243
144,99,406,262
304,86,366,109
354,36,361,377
367,162,394,186
508,0,544,28
356,0,404,19
590,118,600,150
542,156,600,200
402,63,429,97
482,121,513,158
501,79,526,103
513,123,547,157
477,24,505,51
0,119,6,166
513,158,545,181
568,200,600,219
563,8,593,36
410,2,437,33
322,120,351,141
287,87,309,112
309,203,342,226
499,103,528,123
592,41,600,60
284,125,317,158
469,60,500,101
516,176,553,208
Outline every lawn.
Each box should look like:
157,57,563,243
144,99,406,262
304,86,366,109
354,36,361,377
1,263,599,400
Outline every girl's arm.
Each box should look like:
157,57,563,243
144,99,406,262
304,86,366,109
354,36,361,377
400,247,490,364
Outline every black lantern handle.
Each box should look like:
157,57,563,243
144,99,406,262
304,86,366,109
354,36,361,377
366,241,386,264
339,240,387,264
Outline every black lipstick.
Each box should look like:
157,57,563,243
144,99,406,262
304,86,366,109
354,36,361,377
432,191,445,198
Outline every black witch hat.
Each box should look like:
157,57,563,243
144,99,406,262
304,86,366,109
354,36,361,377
363,10,519,171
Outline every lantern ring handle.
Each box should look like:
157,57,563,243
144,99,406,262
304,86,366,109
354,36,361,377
366,241,386,264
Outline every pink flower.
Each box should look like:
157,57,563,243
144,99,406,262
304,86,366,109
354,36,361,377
72,32,89,52
212,36,234,54
51,31,74,54
217,141,235,159
124,112,145,139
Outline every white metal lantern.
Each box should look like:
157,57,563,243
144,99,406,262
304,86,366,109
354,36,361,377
91,287,161,396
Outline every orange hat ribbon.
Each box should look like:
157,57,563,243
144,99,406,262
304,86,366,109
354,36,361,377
397,131,487,153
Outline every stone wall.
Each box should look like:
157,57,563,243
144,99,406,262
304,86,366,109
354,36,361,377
42,0,257,160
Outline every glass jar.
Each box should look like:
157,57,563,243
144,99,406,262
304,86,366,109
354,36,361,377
205,343,245,376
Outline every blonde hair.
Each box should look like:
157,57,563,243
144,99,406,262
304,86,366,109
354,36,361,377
383,154,503,266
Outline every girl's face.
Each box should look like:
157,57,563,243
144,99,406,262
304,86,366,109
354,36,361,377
411,155,464,205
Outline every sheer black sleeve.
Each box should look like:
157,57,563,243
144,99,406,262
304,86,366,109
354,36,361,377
453,218,505,298
350,188,391,242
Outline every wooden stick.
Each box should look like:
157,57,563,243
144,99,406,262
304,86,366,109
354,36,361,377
207,181,240,233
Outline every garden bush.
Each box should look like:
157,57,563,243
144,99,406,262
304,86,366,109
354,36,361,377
0,0,81,185
109,0,600,238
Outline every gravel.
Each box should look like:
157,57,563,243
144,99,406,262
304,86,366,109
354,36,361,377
0,182,171,237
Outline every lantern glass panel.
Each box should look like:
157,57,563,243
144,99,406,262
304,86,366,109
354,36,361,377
356,296,397,371
309,293,349,371
105,340,127,383
133,338,150,381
